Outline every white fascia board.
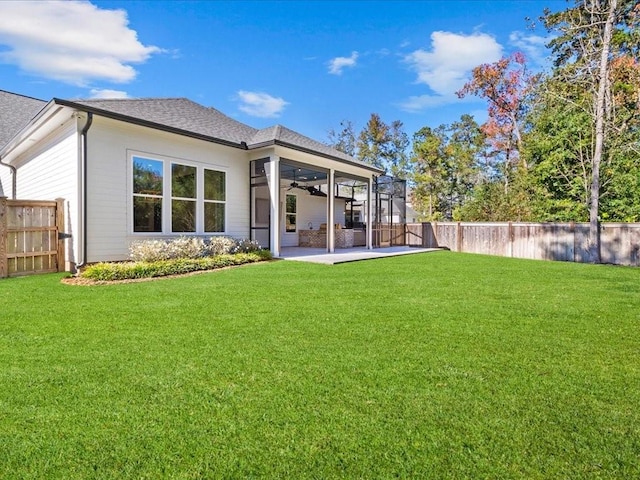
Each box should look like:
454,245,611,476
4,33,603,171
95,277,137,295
0,102,76,163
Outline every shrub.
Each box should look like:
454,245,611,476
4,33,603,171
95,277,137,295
231,238,262,254
130,236,258,262
205,236,237,256
129,239,172,262
81,250,272,281
165,236,206,259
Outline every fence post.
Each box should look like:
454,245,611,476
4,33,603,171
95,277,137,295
55,198,65,272
508,222,513,257
434,222,438,248
421,222,428,247
456,222,462,252
0,196,7,278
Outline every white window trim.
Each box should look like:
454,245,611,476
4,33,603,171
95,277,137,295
129,151,227,235
285,193,297,234
203,168,227,234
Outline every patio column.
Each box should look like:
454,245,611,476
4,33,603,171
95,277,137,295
267,155,281,257
327,168,335,252
367,176,373,249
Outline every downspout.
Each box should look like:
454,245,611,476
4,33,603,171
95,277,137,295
0,155,17,199
76,112,93,268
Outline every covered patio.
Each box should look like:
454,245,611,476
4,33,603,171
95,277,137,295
249,151,407,257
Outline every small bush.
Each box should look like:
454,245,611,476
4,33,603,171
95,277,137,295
129,237,209,262
81,250,272,281
129,236,262,262
205,236,237,256
231,238,262,254
165,236,206,259
129,239,172,262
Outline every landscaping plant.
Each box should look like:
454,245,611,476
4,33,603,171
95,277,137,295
83,236,268,280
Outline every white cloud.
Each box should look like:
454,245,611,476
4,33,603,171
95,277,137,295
397,94,452,113
328,51,359,75
89,88,129,99
509,31,552,66
236,90,288,118
0,0,160,86
400,31,503,112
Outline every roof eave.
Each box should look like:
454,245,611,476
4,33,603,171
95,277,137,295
248,139,384,175
0,100,70,159
52,98,248,150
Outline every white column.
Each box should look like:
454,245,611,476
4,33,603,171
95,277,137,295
268,155,280,257
328,169,335,252
367,176,373,249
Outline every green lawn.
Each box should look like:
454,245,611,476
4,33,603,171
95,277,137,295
1,251,639,478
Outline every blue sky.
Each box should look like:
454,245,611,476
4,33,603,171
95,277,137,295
0,0,566,143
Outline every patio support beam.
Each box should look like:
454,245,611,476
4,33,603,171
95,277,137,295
328,168,335,252
268,154,281,257
367,176,373,249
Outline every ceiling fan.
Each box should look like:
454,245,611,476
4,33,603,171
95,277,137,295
286,169,326,196
305,186,327,197
287,170,310,191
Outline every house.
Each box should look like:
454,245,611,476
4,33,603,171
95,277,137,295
0,89,394,271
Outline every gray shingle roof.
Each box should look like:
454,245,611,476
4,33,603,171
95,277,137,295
63,97,258,146
0,90,47,149
248,124,359,164
0,93,381,173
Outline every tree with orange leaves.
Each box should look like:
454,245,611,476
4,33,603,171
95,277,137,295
456,52,539,178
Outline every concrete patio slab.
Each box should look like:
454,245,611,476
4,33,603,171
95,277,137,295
278,246,440,265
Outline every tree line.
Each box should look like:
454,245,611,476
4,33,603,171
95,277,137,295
326,0,639,262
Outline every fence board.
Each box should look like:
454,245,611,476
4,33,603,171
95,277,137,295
0,197,64,278
0,197,6,277
406,222,640,267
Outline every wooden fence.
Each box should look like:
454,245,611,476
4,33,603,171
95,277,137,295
372,223,406,247
405,222,640,266
0,197,65,278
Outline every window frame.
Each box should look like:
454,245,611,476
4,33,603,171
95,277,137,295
285,193,297,234
132,157,164,233
170,162,198,233
203,168,226,234
129,152,227,235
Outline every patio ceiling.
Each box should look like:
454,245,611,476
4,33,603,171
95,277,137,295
280,164,327,184
279,163,369,189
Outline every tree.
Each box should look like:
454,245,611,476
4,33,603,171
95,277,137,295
457,52,539,174
410,126,448,220
409,116,485,220
446,115,485,219
328,114,411,178
388,120,411,179
357,113,393,170
543,0,640,262
524,75,594,221
327,120,357,156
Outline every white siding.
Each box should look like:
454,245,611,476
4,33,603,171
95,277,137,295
86,117,250,261
10,119,80,267
0,166,9,197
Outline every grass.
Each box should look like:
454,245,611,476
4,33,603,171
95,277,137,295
1,251,639,478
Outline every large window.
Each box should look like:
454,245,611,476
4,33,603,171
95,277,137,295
204,169,225,233
172,163,197,232
285,194,297,233
132,155,226,234
133,158,163,232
